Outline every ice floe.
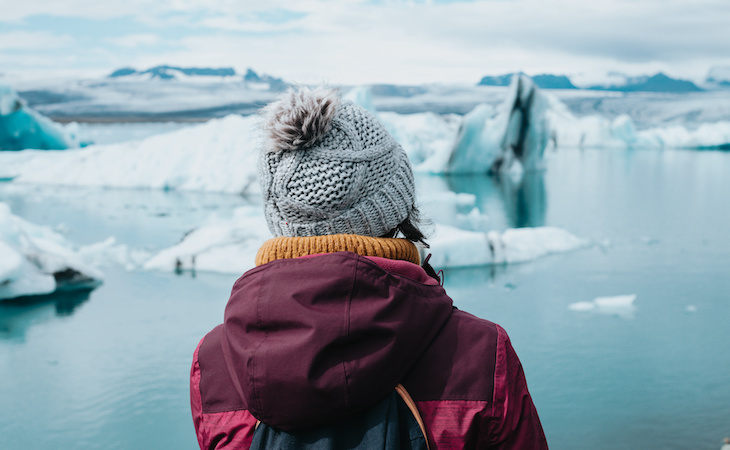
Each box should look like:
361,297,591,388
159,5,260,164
569,294,637,318
0,84,77,151
0,202,103,300
144,220,589,275
378,75,552,175
547,98,730,150
143,207,270,274
427,224,589,268
3,114,261,193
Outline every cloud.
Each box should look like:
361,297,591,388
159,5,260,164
2,0,729,83
0,31,74,50
106,33,161,48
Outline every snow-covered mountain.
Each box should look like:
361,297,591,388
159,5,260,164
109,65,237,79
587,72,703,93
13,68,288,122
478,73,577,90
107,65,287,90
479,72,703,93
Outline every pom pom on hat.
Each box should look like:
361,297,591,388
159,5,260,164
262,87,340,152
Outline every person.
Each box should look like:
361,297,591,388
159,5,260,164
190,87,548,449
722,437,730,450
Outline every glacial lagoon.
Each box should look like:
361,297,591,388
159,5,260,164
1,146,730,449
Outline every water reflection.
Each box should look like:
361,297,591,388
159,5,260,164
433,171,547,230
0,288,93,341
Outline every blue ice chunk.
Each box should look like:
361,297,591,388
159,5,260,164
447,75,550,174
0,84,72,151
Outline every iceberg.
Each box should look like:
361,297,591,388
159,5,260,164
0,202,102,300
418,75,551,174
2,114,261,193
427,224,589,268
352,77,552,175
143,207,271,275
144,206,587,274
549,108,730,150
0,84,75,151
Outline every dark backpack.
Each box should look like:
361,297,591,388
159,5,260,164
249,384,430,450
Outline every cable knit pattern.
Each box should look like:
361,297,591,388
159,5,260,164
255,235,420,266
259,93,416,238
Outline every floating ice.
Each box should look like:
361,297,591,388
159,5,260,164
144,206,586,274
438,75,551,174
569,294,637,317
427,224,588,268
547,97,730,150
0,202,103,300
346,79,552,175
0,84,75,151
143,207,270,274
3,115,261,193
594,295,637,308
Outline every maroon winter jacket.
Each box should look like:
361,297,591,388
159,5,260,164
191,251,547,449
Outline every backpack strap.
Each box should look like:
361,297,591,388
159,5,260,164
394,384,430,450
254,384,430,450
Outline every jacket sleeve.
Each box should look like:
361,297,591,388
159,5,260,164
487,325,548,449
191,335,258,449
191,337,206,449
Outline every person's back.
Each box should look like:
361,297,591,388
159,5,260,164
190,87,547,449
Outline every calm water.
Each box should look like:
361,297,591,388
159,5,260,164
1,147,729,449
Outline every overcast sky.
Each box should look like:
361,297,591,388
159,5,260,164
1,0,729,85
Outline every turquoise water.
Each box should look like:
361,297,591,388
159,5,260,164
1,147,729,449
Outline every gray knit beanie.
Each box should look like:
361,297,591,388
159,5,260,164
258,87,416,238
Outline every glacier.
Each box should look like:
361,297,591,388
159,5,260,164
0,202,103,300
3,79,729,192
0,85,76,151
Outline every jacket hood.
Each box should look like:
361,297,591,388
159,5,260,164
220,251,453,431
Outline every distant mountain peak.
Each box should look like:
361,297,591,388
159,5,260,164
589,72,702,93
242,68,287,91
108,65,237,79
478,72,577,89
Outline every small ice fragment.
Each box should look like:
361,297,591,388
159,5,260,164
568,302,596,311
593,294,636,308
685,305,697,313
